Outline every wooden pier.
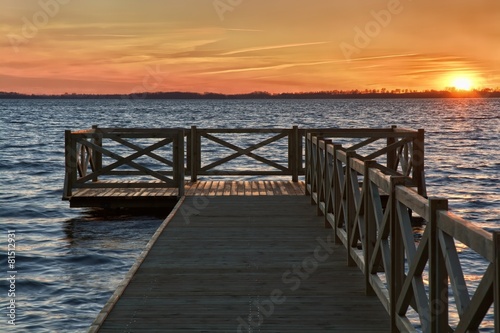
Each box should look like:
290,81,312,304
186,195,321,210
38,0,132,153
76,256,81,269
62,126,499,332
90,195,390,332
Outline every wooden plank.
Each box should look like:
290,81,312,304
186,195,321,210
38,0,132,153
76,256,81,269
231,181,238,196
209,180,219,196
237,181,245,196
277,181,289,195
216,180,225,196
258,180,267,195
244,181,252,196
202,181,212,196
223,181,232,196
132,188,146,197
251,181,259,196
270,181,281,195
194,181,206,196
185,182,197,196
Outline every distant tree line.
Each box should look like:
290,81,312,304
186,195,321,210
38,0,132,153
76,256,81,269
1,89,499,99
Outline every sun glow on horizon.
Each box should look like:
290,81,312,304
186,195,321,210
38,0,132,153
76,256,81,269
452,77,473,91
445,74,477,91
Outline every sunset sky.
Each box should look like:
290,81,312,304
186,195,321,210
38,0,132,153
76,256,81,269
1,0,499,94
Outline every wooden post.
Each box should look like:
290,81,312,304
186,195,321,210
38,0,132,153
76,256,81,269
316,138,327,216
305,132,311,195
186,127,191,176
332,144,343,244
429,198,449,333
363,160,378,296
413,129,426,197
494,231,500,332
91,125,102,182
63,130,77,199
175,129,185,197
310,135,319,205
297,128,304,176
314,136,324,209
290,125,299,182
387,125,397,170
190,126,198,182
323,140,333,229
390,176,406,332
346,150,356,267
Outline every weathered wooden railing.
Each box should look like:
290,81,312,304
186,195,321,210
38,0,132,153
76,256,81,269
188,126,302,182
63,127,185,198
306,131,499,332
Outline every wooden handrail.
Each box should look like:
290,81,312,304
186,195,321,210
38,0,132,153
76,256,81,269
189,127,302,181
63,127,184,199
305,133,499,333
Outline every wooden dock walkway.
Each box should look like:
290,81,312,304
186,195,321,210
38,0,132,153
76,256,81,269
90,195,390,332
64,126,498,332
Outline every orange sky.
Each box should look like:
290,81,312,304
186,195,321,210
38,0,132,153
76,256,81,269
1,0,499,94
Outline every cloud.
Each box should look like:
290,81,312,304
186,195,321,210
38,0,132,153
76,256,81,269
219,41,330,56
226,28,264,32
200,60,338,75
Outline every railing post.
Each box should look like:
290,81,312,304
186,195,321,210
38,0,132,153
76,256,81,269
305,132,311,195
290,125,299,182
186,127,191,176
316,138,327,216
323,140,333,229
175,129,185,197
390,176,406,332
313,136,324,208
494,231,500,332
332,144,343,244
429,198,449,333
310,134,319,205
346,150,356,267
297,128,304,176
387,125,398,170
63,130,77,199
363,160,377,296
91,125,102,182
413,129,426,197
190,126,198,182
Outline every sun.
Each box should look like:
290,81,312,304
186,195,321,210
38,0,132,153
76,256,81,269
451,77,473,91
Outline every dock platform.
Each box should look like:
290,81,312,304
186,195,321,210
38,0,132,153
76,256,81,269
69,180,305,208
90,195,390,332
65,126,498,332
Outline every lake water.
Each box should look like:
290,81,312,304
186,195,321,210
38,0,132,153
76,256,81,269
0,98,499,332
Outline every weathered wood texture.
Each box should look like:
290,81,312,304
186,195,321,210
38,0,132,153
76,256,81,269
91,196,390,332
306,133,499,333
69,181,306,208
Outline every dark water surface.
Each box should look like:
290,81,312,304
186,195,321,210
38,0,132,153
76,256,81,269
0,98,498,332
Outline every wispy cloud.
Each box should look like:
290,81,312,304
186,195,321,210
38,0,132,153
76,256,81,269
349,53,420,62
219,41,330,56
201,53,419,75
63,34,138,38
226,28,264,32
200,60,336,75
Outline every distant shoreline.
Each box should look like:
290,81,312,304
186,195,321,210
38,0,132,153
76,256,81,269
1,90,499,99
